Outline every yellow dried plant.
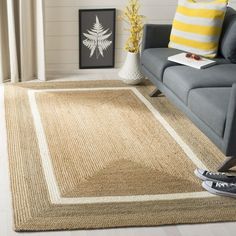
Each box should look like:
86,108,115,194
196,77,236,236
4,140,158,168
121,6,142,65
121,0,144,53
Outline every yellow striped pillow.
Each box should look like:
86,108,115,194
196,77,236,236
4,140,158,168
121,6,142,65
169,0,228,58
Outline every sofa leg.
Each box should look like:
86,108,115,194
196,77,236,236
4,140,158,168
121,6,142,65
218,156,236,172
149,88,162,97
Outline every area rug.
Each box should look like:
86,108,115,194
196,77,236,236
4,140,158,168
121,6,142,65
2,80,236,232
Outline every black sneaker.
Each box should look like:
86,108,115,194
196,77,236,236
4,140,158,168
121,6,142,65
194,168,236,183
203,181,236,198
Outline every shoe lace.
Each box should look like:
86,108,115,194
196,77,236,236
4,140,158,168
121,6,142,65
208,172,225,176
216,182,236,188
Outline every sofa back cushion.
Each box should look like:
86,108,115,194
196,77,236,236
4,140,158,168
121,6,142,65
169,0,228,58
219,7,236,63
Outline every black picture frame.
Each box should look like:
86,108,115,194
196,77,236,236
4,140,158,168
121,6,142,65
79,9,116,69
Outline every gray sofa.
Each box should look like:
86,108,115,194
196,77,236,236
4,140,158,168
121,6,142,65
141,7,236,172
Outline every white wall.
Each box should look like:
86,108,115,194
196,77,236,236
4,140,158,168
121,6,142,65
45,0,236,74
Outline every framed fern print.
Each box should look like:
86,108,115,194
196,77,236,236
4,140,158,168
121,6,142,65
79,9,116,69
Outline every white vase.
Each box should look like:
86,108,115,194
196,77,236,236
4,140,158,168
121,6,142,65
119,52,144,85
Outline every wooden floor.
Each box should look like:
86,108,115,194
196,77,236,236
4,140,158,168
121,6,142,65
1,74,236,236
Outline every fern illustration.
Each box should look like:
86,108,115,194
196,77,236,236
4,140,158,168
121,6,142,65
83,16,112,59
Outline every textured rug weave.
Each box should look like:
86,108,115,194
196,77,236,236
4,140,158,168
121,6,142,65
2,80,236,231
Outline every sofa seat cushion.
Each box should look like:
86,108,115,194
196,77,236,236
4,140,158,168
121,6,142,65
141,48,183,80
188,88,231,137
163,64,236,104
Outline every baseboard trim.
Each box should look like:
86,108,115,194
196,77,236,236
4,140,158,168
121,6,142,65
46,69,121,81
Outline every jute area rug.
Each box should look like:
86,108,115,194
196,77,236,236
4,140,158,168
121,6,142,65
2,80,236,231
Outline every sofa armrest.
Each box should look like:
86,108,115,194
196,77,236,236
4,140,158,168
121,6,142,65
141,24,172,51
223,83,236,156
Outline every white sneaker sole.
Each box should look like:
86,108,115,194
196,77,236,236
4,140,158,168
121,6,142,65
202,182,236,198
194,169,209,181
